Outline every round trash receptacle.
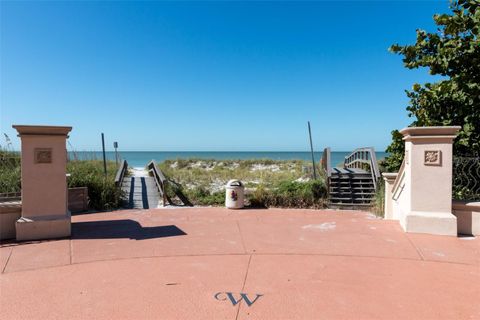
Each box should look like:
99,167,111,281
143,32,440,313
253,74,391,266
225,179,245,209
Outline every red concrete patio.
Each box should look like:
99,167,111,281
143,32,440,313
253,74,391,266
1,207,479,319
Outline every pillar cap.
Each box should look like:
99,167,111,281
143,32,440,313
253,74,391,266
382,172,398,182
400,126,460,142
12,125,72,136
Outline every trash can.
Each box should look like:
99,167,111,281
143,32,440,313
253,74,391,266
225,179,245,209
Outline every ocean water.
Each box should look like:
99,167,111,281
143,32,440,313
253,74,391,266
69,151,388,168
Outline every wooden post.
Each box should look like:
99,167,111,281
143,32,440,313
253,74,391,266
308,121,317,180
113,141,119,166
101,133,107,177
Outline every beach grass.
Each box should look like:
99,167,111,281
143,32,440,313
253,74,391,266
158,158,327,208
0,149,21,194
371,179,385,217
67,160,124,210
159,158,313,188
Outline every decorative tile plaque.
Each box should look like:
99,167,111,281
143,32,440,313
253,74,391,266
424,150,441,166
34,148,52,164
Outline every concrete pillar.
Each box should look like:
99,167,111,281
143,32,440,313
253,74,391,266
382,173,397,220
13,125,72,241
399,126,460,236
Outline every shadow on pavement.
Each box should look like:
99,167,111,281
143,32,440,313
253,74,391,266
72,220,187,240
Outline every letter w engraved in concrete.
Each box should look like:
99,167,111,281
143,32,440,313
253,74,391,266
226,292,263,307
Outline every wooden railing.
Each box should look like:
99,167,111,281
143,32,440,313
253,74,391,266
344,147,381,190
114,160,129,187
147,160,194,207
147,160,168,206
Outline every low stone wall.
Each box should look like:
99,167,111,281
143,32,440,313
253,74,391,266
0,201,21,240
452,200,480,236
68,187,88,213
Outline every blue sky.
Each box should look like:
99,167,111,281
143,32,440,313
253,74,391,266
1,1,448,152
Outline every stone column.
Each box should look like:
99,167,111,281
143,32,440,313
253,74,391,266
13,125,72,241
399,126,460,236
382,173,397,220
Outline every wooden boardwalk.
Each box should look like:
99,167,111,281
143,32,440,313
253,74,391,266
328,167,376,207
323,147,380,208
121,169,160,209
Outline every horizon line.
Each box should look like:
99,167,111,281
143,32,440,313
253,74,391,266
67,150,388,153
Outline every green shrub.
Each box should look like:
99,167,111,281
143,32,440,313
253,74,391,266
0,150,21,193
249,184,270,208
371,179,385,217
67,160,124,211
179,180,328,209
250,180,327,209
184,186,224,206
